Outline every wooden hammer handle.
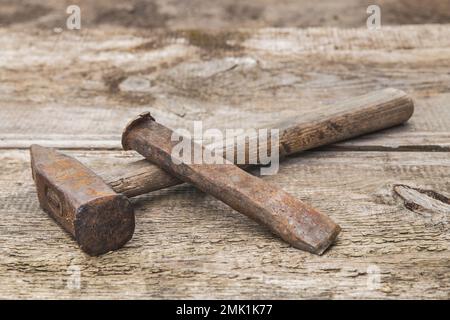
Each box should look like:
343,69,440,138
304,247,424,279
103,88,413,197
122,114,341,254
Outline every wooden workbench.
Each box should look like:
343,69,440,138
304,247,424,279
0,24,449,299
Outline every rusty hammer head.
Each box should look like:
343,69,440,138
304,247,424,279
30,144,135,256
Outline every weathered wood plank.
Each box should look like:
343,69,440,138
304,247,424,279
0,150,448,299
0,23,449,299
0,25,449,150
2,0,450,29
1,131,450,152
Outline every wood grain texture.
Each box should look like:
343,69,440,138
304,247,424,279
0,24,449,299
0,25,449,150
0,150,448,299
2,0,450,29
105,88,413,197
122,114,341,254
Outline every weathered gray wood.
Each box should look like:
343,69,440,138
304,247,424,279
0,149,448,299
0,26,449,150
0,24,449,299
393,185,450,219
2,0,450,29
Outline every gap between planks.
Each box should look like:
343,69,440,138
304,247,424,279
1,132,449,152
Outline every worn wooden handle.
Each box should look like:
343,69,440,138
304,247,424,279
103,88,413,196
122,113,341,254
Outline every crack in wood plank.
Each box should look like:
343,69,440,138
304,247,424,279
393,184,450,227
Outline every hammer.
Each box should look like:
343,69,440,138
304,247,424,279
30,88,413,255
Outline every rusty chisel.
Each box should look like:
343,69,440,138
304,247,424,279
30,88,413,255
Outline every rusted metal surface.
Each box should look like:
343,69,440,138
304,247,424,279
30,145,135,256
29,89,413,255
122,113,341,254
107,88,414,197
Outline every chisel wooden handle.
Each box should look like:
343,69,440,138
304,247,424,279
122,113,341,254
104,88,413,196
